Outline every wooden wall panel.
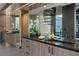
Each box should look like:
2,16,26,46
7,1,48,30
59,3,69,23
21,13,29,37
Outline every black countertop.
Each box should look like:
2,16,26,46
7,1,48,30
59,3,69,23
24,36,79,53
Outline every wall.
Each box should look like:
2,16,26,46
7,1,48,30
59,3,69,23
0,14,6,31
38,7,62,35
0,5,21,46
0,4,18,32
0,5,12,32
56,6,62,15
37,11,51,35
5,5,12,31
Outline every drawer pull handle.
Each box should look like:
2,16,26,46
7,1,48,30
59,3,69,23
51,47,53,55
48,46,50,53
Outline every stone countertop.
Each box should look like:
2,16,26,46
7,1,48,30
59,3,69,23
24,36,79,53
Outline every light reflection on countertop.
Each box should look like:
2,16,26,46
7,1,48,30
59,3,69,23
25,36,79,52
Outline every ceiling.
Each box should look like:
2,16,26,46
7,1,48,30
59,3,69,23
0,3,6,11
0,3,72,15
5,3,71,16
29,3,71,15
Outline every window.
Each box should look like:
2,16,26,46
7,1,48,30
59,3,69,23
76,9,79,38
55,14,62,36
15,16,20,31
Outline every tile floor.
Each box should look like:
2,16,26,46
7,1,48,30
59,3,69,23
0,42,26,56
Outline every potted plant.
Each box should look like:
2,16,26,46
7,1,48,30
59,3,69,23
30,20,41,37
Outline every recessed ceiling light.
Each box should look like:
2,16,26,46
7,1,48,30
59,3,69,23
43,6,47,8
